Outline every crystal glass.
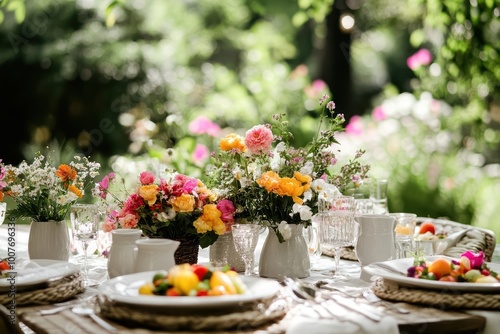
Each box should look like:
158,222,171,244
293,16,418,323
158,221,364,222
231,224,261,275
305,217,322,269
392,212,417,259
370,178,389,214
318,196,358,281
70,204,100,286
0,202,6,225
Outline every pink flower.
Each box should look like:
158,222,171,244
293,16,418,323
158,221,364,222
216,199,235,223
244,125,274,154
345,115,364,136
192,144,209,165
407,49,432,70
119,213,139,229
372,106,386,121
188,116,221,137
96,173,115,199
139,171,155,185
102,220,117,232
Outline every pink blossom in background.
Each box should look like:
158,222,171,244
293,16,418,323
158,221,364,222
188,116,221,137
305,79,328,98
372,106,386,121
245,124,274,154
192,144,209,165
407,49,432,70
139,171,155,185
291,64,308,79
345,115,364,136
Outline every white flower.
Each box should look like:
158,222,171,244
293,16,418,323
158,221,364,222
277,221,292,240
292,203,313,220
300,161,314,176
157,208,176,222
275,142,286,152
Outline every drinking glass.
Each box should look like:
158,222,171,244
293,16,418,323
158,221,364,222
304,218,322,269
370,178,389,214
70,204,100,286
0,202,6,225
318,196,358,281
231,224,261,276
392,213,417,259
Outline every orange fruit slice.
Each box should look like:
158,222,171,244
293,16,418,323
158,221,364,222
427,258,452,279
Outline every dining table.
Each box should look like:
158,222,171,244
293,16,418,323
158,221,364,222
1,223,500,334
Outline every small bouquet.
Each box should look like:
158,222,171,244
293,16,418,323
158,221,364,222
94,170,235,248
0,153,100,222
206,95,370,242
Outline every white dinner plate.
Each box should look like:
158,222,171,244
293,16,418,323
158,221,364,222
0,259,80,292
99,271,281,309
363,256,500,292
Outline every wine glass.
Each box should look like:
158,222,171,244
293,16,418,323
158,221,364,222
231,224,261,276
392,212,417,259
0,202,6,225
318,196,358,281
70,204,100,286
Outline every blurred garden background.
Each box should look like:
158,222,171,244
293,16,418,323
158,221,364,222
0,0,499,235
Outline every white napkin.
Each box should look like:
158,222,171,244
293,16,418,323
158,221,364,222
287,303,399,334
1,260,78,286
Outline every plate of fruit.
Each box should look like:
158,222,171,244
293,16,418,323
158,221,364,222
99,263,281,308
363,250,500,292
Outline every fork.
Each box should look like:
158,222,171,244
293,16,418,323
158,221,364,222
362,288,410,314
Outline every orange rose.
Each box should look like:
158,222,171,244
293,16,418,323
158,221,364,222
56,164,77,183
139,184,159,206
277,177,305,204
171,193,195,212
0,191,4,201
68,184,83,198
219,133,246,152
257,171,280,192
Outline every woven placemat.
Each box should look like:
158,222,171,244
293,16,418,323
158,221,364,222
0,273,84,306
96,291,289,331
371,277,500,310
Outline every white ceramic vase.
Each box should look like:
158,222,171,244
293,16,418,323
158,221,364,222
355,214,397,266
135,238,180,273
28,220,70,261
107,229,142,279
259,224,310,279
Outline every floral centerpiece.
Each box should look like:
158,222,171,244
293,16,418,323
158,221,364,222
0,152,100,261
206,95,370,243
94,170,235,249
0,153,100,221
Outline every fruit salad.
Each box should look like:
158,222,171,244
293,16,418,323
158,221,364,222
407,251,500,283
138,263,247,296
415,221,447,241
0,259,10,278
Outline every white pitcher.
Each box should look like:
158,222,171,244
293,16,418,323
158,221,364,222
135,238,180,273
107,229,142,278
355,214,397,266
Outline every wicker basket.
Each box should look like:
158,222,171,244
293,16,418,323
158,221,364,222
172,236,200,265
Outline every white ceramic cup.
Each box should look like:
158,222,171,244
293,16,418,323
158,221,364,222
355,214,397,266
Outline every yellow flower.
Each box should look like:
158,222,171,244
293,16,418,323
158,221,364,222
277,177,304,204
257,171,280,192
193,204,226,235
219,133,246,152
139,184,159,206
68,184,83,198
171,193,196,212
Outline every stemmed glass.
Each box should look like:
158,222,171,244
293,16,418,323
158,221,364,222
231,224,261,276
0,202,6,225
70,204,100,286
318,196,358,281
